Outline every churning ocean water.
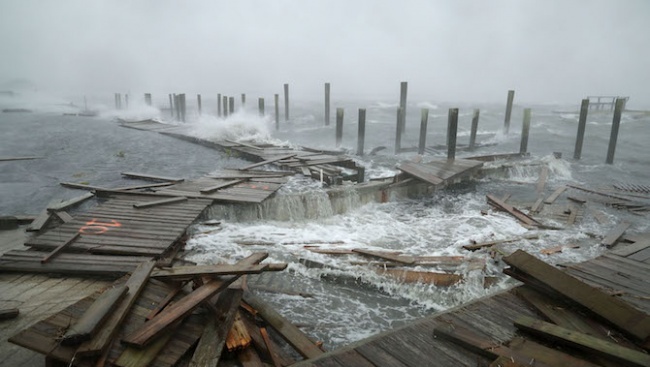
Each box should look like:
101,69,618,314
1,91,648,349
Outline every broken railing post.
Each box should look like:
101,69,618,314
258,98,265,117
447,108,459,160
469,109,479,151
197,94,202,116
504,89,515,134
418,108,429,155
284,83,290,121
399,81,408,134
324,82,330,126
335,108,344,148
573,99,589,160
222,95,228,117
394,107,403,154
229,97,235,115
274,94,280,130
606,98,625,164
217,93,222,117
520,108,531,154
144,93,152,106
357,108,366,156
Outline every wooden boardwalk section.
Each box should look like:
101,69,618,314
397,159,483,187
296,238,650,367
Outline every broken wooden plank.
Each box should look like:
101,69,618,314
487,194,540,227
225,139,264,150
115,320,180,367
60,285,128,346
47,192,94,212
536,166,549,193
189,288,243,367
611,240,650,257
590,208,610,225
238,345,265,367
200,179,246,194
132,196,187,209
145,284,182,321
601,222,631,247
150,263,270,281
122,276,240,348
0,308,19,320
376,268,463,286
28,205,55,232
352,249,415,265
60,182,109,191
116,182,177,191
567,205,578,225
540,244,579,255
530,196,544,213
503,249,650,341
508,337,602,367
52,211,74,223
121,171,184,182
75,260,156,357
463,234,539,251
544,186,567,204
242,291,324,359
40,233,80,264
240,154,297,171
514,315,650,367
226,312,252,351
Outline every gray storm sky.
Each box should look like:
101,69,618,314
1,0,648,105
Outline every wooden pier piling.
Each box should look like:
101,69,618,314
229,97,235,115
125,94,129,110
115,93,122,110
217,93,222,117
336,108,344,148
469,109,479,151
258,98,265,117
447,108,458,160
173,94,180,121
324,83,331,126
284,83,289,121
395,107,403,154
168,94,173,118
606,98,625,164
399,82,408,134
504,90,515,134
197,94,202,116
418,108,429,155
222,96,228,117
144,93,152,106
274,94,280,130
520,108,531,154
573,99,589,160
241,93,246,107
357,108,366,156
180,94,186,122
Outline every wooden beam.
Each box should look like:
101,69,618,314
133,196,187,209
116,182,176,191
611,240,650,257
225,139,264,150
242,291,324,359
60,182,109,191
239,154,297,171
122,276,239,348
487,194,541,226
47,192,94,212
503,250,650,341
52,211,74,223
601,222,631,247
121,172,184,182
40,233,80,264
544,186,567,204
115,322,179,367
536,166,549,193
145,284,182,321
60,285,128,346
352,249,415,264
200,179,246,194
150,264,269,281
76,260,155,357
514,315,650,367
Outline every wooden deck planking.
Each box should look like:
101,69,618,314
397,159,483,187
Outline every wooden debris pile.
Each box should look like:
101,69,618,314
9,252,327,366
433,249,650,367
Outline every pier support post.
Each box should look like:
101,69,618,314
325,83,330,126
573,99,589,160
229,97,235,115
394,107,403,154
222,95,228,117
357,108,366,156
173,94,179,121
469,109,480,151
125,94,129,109
258,98,265,117
197,94,202,116
520,108,531,154
399,81,408,134
447,108,458,161
144,93,152,106
241,93,246,108
217,93,222,117
168,94,173,118
180,94,186,122
284,83,290,121
274,94,279,130
504,90,515,134
115,93,122,110
335,108,344,148
418,108,429,155
606,98,625,164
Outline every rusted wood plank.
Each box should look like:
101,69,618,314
200,179,246,194
242,291,324,359
150,264,269,281
40,233,80,263
503,249,650,341
240,154,297,170
133,196,187,209
601,222,631,247
544,186,567,204
189,289,243,367
121,171,184,182
122,276,239,348
352,249,415,264
76,260,156,357
514,315,650,367
60,284,128,346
